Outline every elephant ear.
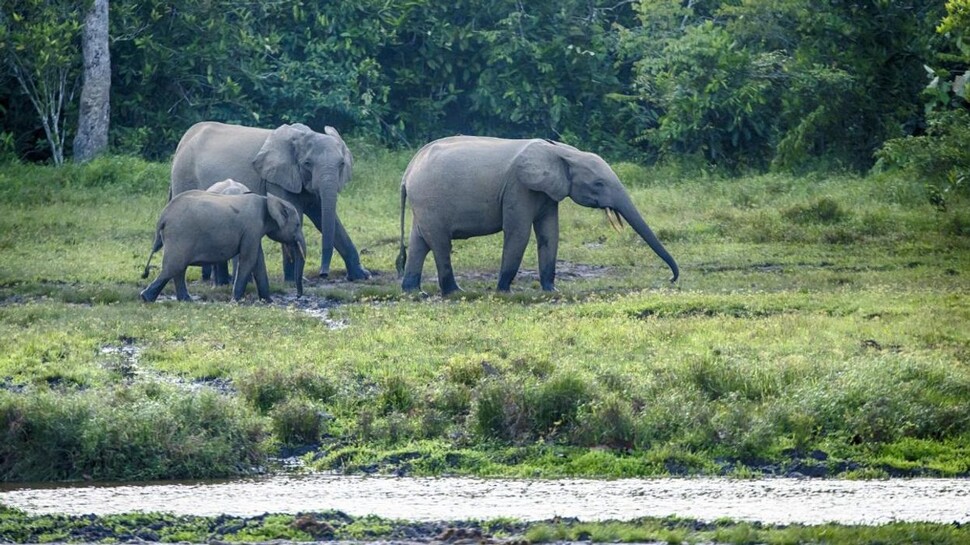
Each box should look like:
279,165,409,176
515,140,570,202
266,194,295,230
252,124,310,193
324,126,354,191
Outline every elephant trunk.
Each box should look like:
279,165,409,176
319,189,337,278
293,233,306,297
615,196,679,283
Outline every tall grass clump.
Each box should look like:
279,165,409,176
0,384,269,481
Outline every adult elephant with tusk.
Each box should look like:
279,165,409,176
396,136,679,295
170,121,370,283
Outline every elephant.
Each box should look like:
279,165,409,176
170,121,369,283
396,136,679,295
207,178,251,195
202,178,254,284
140,191,307,302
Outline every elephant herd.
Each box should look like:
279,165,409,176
140,122,679,302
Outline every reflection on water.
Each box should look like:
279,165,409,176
2,475,969,525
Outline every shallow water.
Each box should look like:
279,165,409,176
2,475,969,525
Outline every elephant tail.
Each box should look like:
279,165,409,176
395,183,407,277
141,227,164,279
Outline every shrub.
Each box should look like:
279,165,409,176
469,378,530,441
269,397,326,446
0,385,268,481
530,371,593,437
236,368,335,413
574,394,636,449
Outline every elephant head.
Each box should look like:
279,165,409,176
264,195,308,297
252,123,352,276
516,140,679,282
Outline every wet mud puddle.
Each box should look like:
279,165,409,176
2,475,969,525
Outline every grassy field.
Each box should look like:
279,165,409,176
0,145,968,484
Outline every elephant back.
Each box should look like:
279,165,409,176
170,122,273,198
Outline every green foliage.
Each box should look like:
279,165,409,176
0,0,84,164
875,109,970,204
1,156,970,480
623,0,945,171
269,396,327,446
0,385,269,481
3,509,969,545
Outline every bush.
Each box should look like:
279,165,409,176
875,109,970,198
236,368,335,413
0,385,269,481
269,397,326,446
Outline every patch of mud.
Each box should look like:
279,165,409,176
457,260,612,283
97,337,236,395
270,294,348,330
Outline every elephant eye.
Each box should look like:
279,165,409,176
594,180,605,188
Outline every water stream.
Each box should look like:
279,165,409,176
2,475,969,525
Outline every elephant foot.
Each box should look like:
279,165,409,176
318,269,329,279
441,286,464,298
139,289,154,303
347,267,371,281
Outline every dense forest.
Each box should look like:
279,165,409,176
1,0,968,179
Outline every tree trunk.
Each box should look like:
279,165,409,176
74,0,110,163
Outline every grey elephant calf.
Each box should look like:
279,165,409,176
141,191,306,302
398,136,679,295
202,178,253,284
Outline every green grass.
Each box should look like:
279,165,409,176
0,150,968,482
2,506,970,545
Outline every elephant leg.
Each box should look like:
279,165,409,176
533,205,560,291
173,271,191,301
334,215,370,280
140,275,170,302
253,247,272,302
233,245,260,301
303,200,368,281
201,264,213,281
213,262,231,285
429,237,461,296
402,228,430,293
497,220,533,292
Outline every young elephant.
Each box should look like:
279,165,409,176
202,178,253,284
141,191,306,302
397,136,678,295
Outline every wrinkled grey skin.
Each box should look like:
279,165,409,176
171,122,368,281
203,178,253,284
397,136,679,295
141,191,307,302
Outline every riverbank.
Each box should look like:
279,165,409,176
2,503,969,545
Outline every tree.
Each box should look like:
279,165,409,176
74,0,110,162
0,0,82,165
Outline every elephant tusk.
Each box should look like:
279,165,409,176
298,242,306,260
606,208,624,232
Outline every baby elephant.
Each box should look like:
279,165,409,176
141,191,306,302
203,178,253,284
